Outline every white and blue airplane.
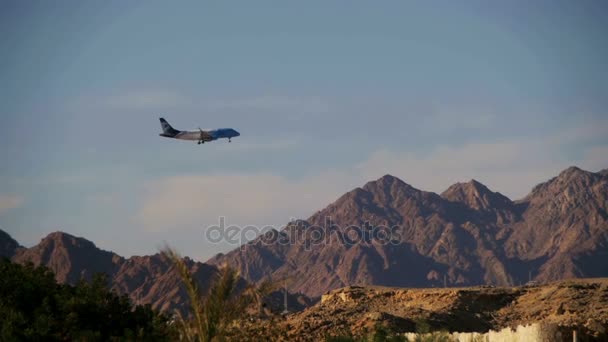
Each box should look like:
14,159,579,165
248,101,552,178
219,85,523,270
159,118,240,144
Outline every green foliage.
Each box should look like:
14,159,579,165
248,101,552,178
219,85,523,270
412,331,453,342
370,326,408,342
412,318,453,342
0,258,174,341
414,318,431,334
325,326,408,342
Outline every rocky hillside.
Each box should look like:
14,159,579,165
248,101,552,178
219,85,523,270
234,279,608,340
209,166,608,298
3,230,218,314
1,230,310,315
501,167,608,282
12,232,124,284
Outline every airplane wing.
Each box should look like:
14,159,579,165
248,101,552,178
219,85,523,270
199,128,215,142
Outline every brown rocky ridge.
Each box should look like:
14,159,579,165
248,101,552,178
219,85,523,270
232,279,608,340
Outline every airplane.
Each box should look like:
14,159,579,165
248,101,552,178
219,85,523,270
158,118,240,144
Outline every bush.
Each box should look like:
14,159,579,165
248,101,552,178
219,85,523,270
0,258,174,341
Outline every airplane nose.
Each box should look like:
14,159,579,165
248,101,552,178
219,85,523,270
234,130,240,136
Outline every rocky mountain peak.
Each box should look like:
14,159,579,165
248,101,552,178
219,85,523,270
12,231,123,284
362,174,418,195
553,166,600,185
559,165,585,176
527,166,602,201
39,231,100,251
305,174,443,230
502,166,608,263
366,174,404,186
361,174,438,209
556,165,598,182
467,178,484,188
441,179,513,212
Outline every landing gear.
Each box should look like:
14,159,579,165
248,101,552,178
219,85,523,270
197,141,204,145
228,138,231,143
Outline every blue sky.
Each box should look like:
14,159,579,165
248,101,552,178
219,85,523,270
1,0,607,260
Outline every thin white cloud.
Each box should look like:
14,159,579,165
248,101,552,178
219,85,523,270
134,171,356,232
0,195,24,214
357,115,608,199
357,128,608,199
356,142,565,199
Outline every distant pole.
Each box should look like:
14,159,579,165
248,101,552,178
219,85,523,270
529,270,532,283
444,274,447,288
282,279,289,315
573,330,578,342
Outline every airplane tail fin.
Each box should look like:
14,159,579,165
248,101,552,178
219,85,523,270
159,117,179,136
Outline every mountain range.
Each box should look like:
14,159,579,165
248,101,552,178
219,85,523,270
209,166,608,297
2,166,607,308
3,230,219,314
0,230,310,314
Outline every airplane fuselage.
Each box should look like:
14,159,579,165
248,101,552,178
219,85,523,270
159,128,240,144
159,118,240,144
163,128,240,141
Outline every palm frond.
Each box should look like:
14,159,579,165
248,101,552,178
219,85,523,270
163,246,257,342
161,245,206,341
